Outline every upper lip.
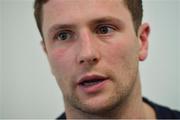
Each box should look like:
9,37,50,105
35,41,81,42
77,74,109,85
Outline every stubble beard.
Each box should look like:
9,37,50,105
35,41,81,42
64,68,138,117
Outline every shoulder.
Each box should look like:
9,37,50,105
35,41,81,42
57,112,66,119
143,97,180,119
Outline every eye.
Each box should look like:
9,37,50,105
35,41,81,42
56,31,72,41
96,25,114,34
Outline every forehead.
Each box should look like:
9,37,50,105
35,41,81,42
42,0,131,34
43,0,125,9
43,0,126,16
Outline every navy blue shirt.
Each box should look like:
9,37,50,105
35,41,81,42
57,97,180,119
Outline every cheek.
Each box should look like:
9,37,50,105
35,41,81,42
104,39,138,66
47,48,75,93
105,43,127,62
48,48,74,77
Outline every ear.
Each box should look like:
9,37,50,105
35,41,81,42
137,23,150,61
41,40,48,54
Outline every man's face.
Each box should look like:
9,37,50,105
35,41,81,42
42,0,148,114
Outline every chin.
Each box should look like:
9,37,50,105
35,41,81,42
75,93,123,115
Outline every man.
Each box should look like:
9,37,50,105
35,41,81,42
34,0,180,119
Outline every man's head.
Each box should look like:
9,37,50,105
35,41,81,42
34,0,143,38
34,0,150,118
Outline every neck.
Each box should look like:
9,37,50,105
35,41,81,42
64,74,155,119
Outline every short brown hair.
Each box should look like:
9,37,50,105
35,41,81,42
34,0,143,38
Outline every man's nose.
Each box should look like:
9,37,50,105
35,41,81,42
76,32,100,66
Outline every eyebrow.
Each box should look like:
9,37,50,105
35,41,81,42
48,24,76,34
89,16,124,26
48,16,124,36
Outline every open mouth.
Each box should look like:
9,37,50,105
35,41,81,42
79,79,105,87
77,74,109,93
78,75,108,87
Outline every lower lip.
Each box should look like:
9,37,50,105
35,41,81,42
78,79,109,94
